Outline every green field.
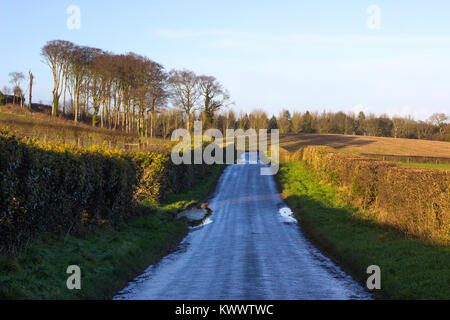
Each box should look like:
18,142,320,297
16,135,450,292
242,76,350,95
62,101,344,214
396,162,450,170
0,165,225,300
277,161,450,299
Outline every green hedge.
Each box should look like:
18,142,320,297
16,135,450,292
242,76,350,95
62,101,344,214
0,129,218,253
133,151,210,204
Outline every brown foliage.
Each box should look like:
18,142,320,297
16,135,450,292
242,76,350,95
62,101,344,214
300,146,450,244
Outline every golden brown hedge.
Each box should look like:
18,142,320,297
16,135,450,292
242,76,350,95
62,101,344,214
300,146,450,244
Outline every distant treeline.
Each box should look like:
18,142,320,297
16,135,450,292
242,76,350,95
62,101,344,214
0,93,25,106
266,110,450,142
1,39,449,142
177,108,449,142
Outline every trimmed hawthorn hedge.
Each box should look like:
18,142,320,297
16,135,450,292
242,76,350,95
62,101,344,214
295,146,450,244
133,151,210,204
0,129,217,252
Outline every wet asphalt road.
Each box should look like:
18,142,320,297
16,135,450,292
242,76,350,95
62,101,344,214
114,153,371,300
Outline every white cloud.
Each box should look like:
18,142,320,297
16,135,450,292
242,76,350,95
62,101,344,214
351,104,370,115
152,29,450,46
152,29,233,39
211,39,243,48
349,104,433,120
151,29,450,120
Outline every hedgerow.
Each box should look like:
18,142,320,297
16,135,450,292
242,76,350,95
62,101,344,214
297,146,450,244
132,151,210,204
0,91,5,106
0,129,216,253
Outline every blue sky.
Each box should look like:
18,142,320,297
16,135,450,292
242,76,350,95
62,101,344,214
1,0,449,119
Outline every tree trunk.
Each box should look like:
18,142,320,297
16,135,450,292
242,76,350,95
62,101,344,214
150,111,154,138
28,71,34,111
100,102,104,128
52,92,59,117
62,77,67,115
74,89,79,123
186,111,190,132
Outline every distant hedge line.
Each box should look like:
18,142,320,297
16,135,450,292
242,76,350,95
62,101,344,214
0,129,216,252
293,146,450,244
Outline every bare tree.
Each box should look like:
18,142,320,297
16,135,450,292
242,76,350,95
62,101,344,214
277,109,292,134
9,72,25,105
28,71,34,111
84,47,104,126
41,40,74,116
2,86,11,105
428,113,449,139
225,109,236,130
2,86,10,94
291,112,302,133
169,69,201,132
145,61,168,138
67,45,90,122
13,86,23,107
249,109,269,131
198,75,231,128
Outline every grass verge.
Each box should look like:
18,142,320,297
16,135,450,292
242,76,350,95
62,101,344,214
0,165,225,300
277,161,450,300
396,162,450,170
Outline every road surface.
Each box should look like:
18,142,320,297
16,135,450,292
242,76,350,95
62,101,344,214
114,153,371,300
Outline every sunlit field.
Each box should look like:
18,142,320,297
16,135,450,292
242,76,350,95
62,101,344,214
280,133,450,158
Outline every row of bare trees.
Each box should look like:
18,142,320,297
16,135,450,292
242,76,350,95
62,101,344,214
124,106,449,142
2,71,34,108
40,40,231,137
271,110,450,141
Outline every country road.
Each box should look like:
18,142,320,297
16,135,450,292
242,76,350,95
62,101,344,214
114,153,371,300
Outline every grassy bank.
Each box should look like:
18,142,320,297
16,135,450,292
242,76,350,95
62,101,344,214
277,161,450,299
0,106,167,151
0,164,225,300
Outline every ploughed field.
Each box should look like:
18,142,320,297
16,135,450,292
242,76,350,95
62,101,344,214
280,133,450,159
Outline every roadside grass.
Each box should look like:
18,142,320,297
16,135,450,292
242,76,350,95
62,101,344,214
277,161,450,300
0,165,225,300
395,162,450,170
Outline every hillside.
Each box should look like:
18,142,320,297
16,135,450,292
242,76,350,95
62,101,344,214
0,104,167,151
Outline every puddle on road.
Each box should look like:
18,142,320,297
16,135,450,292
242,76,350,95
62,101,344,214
190,217,214,229
115,154,372,300
238,151,259,164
